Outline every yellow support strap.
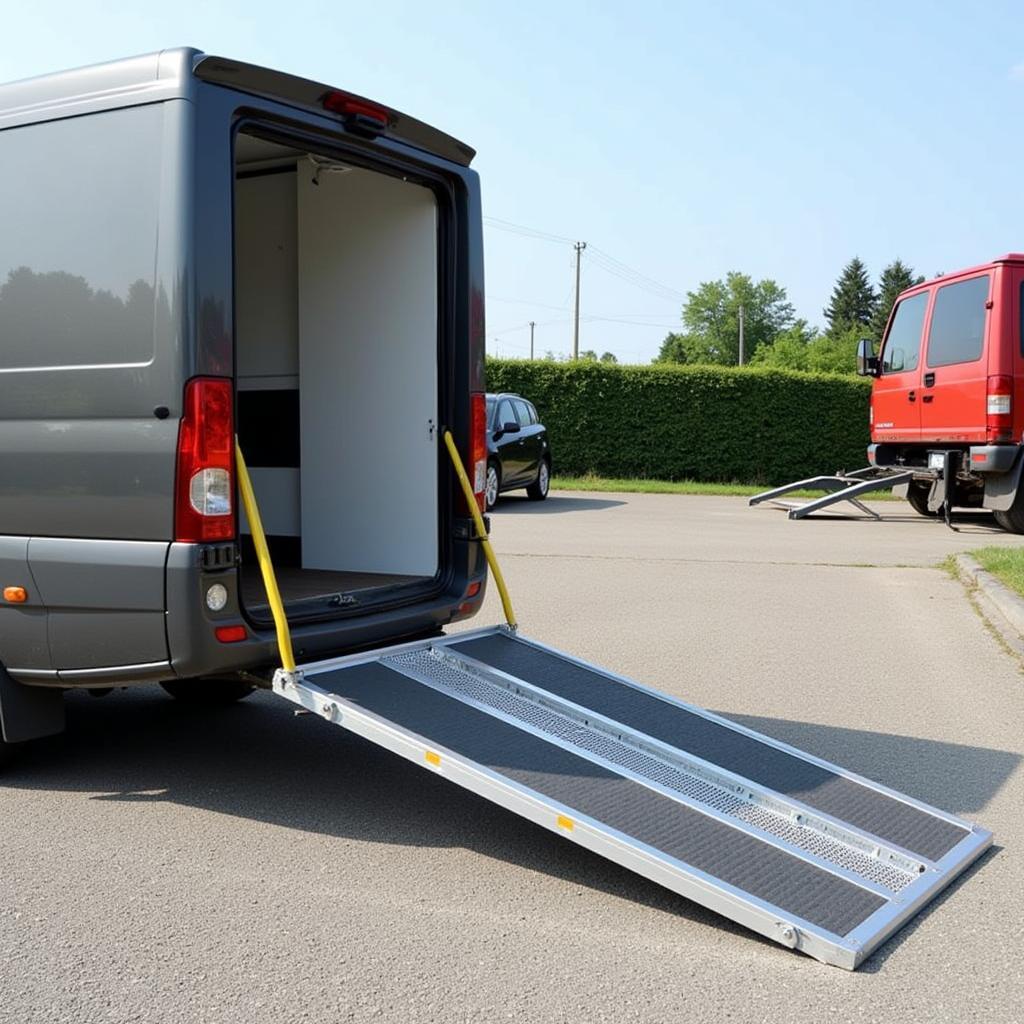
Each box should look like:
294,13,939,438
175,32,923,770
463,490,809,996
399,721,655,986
235,439,297,674
442,429,517,630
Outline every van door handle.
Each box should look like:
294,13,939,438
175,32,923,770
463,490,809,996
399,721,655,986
908,391,916,402
924,372,936,387
922,394,934,403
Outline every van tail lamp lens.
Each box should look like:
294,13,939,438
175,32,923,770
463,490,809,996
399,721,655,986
205,583,229,612
215,625,247,644
3,586,27,603
322,92,390,129
175,377,235,543
469,392,487,513
986,375,1013,441
466,581,482,598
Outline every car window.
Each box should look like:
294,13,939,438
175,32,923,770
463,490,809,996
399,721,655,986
926,275,989,368
881,292,928,374
513,399,532,427
497,399,515,427
486,396,496,425
528,402,539,425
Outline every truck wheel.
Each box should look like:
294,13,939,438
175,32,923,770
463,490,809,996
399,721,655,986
906,482,939,518
160,678,255,705
994,506,1024,533
526,458,550,501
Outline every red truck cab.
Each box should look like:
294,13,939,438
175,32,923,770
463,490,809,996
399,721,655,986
860,255,1024,531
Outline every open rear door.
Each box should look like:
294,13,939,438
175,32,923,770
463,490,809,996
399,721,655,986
274,626,991,969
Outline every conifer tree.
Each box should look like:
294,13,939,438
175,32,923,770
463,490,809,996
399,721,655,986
823,257,877,332
871,259,924,340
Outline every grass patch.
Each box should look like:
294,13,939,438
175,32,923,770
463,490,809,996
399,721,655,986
550,474,901,500
970,545,1024,597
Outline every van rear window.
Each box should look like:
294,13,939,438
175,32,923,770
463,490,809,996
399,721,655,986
0,105,162,372
926,275,989,368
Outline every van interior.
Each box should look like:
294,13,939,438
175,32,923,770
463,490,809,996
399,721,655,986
233,130,440,620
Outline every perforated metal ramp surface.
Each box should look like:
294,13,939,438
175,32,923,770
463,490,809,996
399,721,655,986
273,626,992,969
450,633,967,863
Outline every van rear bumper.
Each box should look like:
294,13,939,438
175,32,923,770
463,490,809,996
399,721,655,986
868,442,1020,473
164,541,487,681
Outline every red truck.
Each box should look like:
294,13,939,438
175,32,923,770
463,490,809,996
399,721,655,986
858,254,1024,531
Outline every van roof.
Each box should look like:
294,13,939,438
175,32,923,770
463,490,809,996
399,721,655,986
0,48,475,167
898,254,1024,300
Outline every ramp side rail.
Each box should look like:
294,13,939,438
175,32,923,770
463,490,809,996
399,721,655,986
749,468,914,520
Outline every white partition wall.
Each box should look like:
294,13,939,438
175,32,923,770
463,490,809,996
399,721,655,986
296,165,439,576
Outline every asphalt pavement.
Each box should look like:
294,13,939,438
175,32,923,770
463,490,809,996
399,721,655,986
1,493,1021,1023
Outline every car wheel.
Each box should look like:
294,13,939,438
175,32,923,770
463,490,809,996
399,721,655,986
485,462,501,511
527,458,550,501
906,482,939,518
160,678,255,705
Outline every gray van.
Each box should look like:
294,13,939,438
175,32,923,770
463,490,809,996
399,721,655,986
0,49,488,756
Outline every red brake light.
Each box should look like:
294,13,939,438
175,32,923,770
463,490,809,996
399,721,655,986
470,393,487,512
322,92,390,128
986,374,1013,442
175,377,235,542
215,625,247,644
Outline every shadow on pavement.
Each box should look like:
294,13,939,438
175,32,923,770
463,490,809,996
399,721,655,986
5,690,1013,963
716,711,1020,816
493,494,625,513
0,689,743,935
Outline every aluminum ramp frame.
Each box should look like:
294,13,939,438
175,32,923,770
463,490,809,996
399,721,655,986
273,626,990,970
749,468,915,520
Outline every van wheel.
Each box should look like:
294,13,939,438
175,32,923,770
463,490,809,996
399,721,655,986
906,482,939,518
485,462,501,511
0,738,21,769
160,678,255,705
527,459,550,501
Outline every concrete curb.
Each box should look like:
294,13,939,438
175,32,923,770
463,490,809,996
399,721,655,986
954,552,1024,658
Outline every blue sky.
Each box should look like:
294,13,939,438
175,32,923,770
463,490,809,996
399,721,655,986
5,1,1024,362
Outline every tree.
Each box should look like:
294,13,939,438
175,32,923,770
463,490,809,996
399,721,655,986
579,349,598,361
600,351,618,364
871,259,924,341
824,257,876,333
656,272,795,365
748,320,818,371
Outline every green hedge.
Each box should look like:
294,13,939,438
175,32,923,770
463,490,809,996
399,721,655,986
485,360,871,485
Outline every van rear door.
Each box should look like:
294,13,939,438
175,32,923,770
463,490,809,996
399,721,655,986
918,274,991,443
873,290,929,442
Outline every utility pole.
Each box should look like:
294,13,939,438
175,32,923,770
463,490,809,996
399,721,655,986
573,241,587,359
738,304,745,366
529,321,536,360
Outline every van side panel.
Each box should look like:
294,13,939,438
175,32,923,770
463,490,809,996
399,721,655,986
0,537,49,671
0,101,189,541
0,100,191,678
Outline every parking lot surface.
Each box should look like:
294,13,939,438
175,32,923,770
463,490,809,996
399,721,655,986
1,493,1021,1023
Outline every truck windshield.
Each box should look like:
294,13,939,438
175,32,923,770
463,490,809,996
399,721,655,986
881,292,928,374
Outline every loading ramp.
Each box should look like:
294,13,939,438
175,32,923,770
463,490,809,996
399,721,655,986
749,467,914,520
273,627,989,969
236,437,991,969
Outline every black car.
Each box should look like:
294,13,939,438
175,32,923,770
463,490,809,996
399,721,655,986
485,393,551,510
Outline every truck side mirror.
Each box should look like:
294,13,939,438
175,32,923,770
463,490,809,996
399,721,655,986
856,338,879,377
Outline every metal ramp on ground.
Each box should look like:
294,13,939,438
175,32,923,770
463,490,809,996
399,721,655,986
273,625,991,970
749,468,914,520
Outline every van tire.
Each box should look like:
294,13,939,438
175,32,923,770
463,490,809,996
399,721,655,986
906,482,939,518
994,507,1024,533
160,678,255,705
527,458,550,501
0,738,21,770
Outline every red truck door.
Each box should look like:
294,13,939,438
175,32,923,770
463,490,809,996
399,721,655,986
872,290,930,442
919,273,991,443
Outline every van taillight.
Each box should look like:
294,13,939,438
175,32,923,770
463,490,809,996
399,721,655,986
986,375,1013,442
175,377,235,542
470,393,487,512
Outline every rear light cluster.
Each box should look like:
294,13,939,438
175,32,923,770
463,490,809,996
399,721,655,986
469,392,487,512
986,375,1013,442
175,377,235,542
